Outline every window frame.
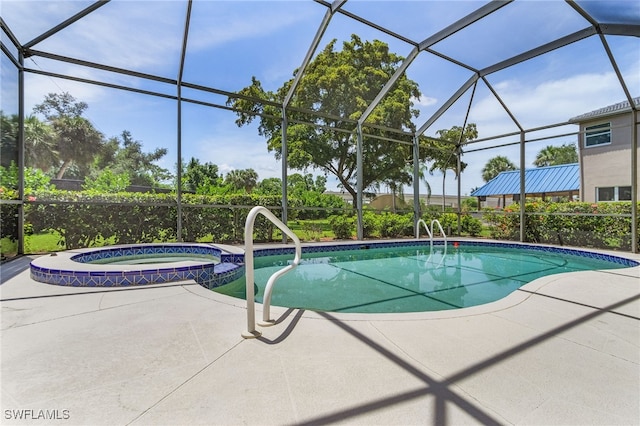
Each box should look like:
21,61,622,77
584,122,611,148
596,186,632,202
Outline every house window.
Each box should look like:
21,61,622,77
597,187,615,201
618,186,632,201
585,123,611,147
596,186,632,201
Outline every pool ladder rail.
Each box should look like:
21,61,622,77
416,219,447,247
242,206,301,339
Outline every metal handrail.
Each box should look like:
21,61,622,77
242,206,301,339
416,218,447,248
416,219,433,239
431,219,447,245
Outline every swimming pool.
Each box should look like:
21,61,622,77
30,244,243,287
214,241,638,313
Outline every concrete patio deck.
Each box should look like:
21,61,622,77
1,246,639,425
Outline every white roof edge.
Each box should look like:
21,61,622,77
569,96,640,123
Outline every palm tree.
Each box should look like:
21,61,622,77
429,151,466,212
33,93,104,179
1,112,18,168
24,115,58,171
428,124,475,211
225,168,258,193
482,155,517,182
410,163,432,206
53,115,104,179
534,144,578,167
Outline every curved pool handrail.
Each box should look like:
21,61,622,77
431,219,447,245
242,206,301,339
416,219,433,240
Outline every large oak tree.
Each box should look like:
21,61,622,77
227,34,424,205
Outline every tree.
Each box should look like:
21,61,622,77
425,124,475,211
0,112,18,169
288,173,326,197
181,157,221,193
533,143,578,167
482,155,517,182
82,168,130,193
24,115,58,172
225,168,258,193
227,34,422,206
255,177,282,196
95,130,170,187
33,93,104,179
0,163,53,195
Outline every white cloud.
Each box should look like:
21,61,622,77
411,95,437,107
24,72,107,114
33,2,185,72
186,1,317,53
470,71,629,138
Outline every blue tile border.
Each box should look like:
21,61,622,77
29,241,638,289
249,240,639,268
30,244,244,288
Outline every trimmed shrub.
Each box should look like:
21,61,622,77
362,210,380,238
379,212,413,238
328,214,354,239
483,201,639,251
461,215,483,237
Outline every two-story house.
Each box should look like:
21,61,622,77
569,97,639,202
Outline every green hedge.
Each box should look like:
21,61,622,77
7,191,639,253
483,201,639,251
22,191,302,250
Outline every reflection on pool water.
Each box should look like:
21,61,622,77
214,243,638,314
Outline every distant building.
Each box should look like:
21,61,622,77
470,164,579,208
325,191,470,209
569,97,639,202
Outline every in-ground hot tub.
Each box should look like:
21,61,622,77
30,243,245,288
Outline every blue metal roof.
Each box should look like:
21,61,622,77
471,163,579,197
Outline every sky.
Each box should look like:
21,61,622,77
1,0,639,196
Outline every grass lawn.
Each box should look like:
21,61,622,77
286,219,335,241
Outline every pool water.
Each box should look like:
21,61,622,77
214,244,634,313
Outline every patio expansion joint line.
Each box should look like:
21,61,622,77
0,282,201,303
0,287,198,330
125,339,245,426
516,289,640,321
